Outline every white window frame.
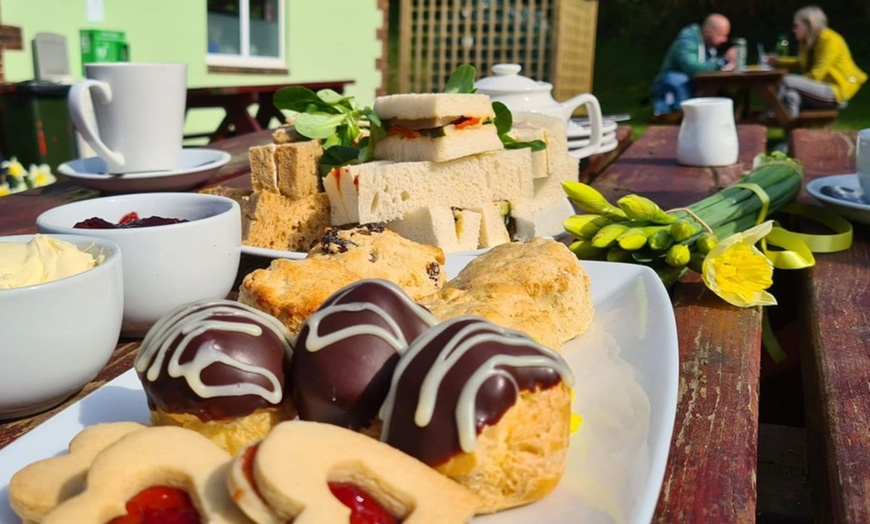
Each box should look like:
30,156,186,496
207,0,286,70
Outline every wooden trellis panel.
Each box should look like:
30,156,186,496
397,0,598,99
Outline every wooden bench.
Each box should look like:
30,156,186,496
789,128,870,522
789,109,839,130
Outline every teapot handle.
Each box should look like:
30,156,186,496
564,94,604,160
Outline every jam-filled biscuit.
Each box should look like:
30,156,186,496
228,420,479,523
9,422,146,524
41,426,249,523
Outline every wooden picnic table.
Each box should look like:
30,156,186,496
0,124,763,522
184,80,354,143
593,124,769,523
694,69,791,127
789,128,870,523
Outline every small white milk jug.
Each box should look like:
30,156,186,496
677,97,739,167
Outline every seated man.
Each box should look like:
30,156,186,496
651,13,737,115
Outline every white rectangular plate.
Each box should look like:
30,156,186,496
0,259,678,524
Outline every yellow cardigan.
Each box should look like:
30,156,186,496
779,27,867,102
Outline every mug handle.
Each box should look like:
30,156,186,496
564,94,604,159
68,80,125,170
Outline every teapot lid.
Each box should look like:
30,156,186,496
474,63,551,93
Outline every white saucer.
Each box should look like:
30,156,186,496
806,173,870,225
568,131,616,149
567,119,618,138
569,137,618,159
58,148,231,193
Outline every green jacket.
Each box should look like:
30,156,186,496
779,27,867,102
656,24,722,77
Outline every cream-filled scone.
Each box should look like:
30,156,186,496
228,421,479,523
135,299,294,456
290,279,438,437
380,315,574,513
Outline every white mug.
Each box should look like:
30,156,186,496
68,63,187,174
856,128,870,200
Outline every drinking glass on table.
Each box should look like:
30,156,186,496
758,43,769,68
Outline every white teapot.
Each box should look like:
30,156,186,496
474,63,602,124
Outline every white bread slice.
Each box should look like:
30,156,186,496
511,197,575,240
510,112,580,211
323,148,533,226
508,123,549,179
248,141,322,199
470,201,511,248
374,124,504,163
386,206,482,253
374,93,495,120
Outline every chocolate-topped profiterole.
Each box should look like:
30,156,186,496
380,315,574,468
135,299,293,422
290,279,438,433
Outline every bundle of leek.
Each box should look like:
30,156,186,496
561,152,804,287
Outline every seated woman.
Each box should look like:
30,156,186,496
767,5,866,119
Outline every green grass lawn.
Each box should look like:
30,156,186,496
592,35,870,145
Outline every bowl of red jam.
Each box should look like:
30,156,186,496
36,192,241,337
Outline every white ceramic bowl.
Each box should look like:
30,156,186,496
36,192,242,337
0,234,124,420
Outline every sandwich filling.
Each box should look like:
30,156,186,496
383,115,493,139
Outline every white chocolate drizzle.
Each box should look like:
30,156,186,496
135,299,292,404
300,279,438,354
380,315,574,453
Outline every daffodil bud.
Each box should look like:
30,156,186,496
561,182,627,219
563,214,614,239
655,264,687,287
647,229,674,251
591,223,630,248
669,219,698,241
665,244,691,267
568,239,605,259
695,233,719,254
617,194,676,224
616,228,649,251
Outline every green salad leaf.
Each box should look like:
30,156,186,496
492,102,547,152
273,87,368,151
444,64,478,94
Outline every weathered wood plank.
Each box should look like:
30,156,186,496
593,124,768,523
790,128,870,523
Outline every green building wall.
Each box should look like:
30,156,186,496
1,0,384,139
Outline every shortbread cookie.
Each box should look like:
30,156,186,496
308,223,446,300
42,426,249,523
380,315,574,513
228,421,479,523
420,237,594,349
9,422,146,524
135,299,295,456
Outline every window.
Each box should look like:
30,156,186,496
207,0,285,69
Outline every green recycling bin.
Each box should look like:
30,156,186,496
0,81,77,172
80,29,129,72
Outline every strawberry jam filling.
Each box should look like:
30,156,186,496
329,482,398,524
244,443,398,523
108,486,199,524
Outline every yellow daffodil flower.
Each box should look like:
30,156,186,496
27,163,56,188
0,183,10,197
702,221,776,307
